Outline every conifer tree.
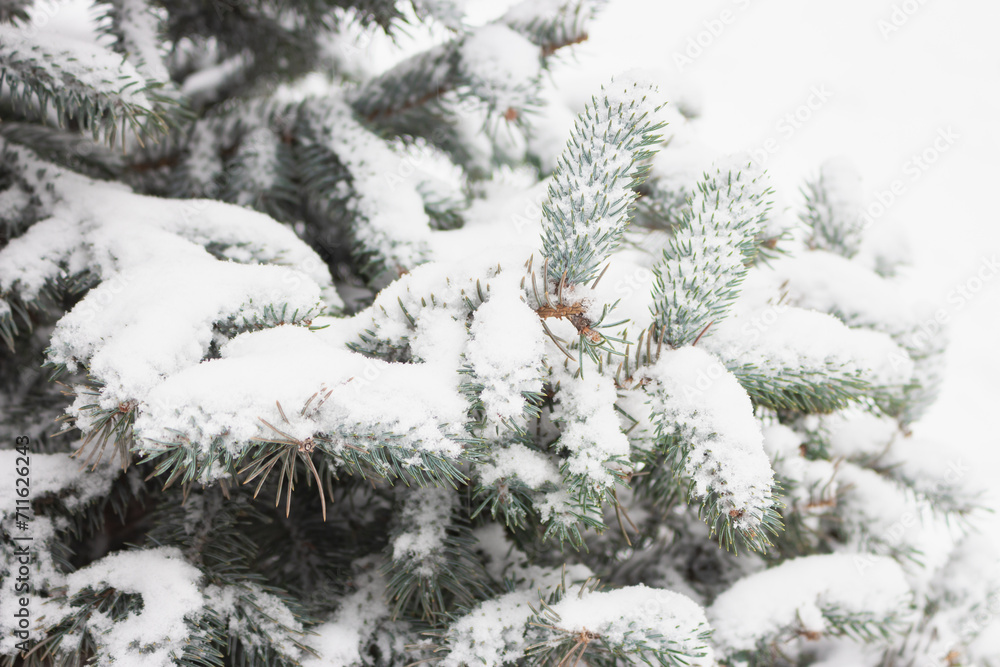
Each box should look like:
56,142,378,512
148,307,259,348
0,2,996,667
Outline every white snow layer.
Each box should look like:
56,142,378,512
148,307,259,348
755,251,923,338
705,301,915,390
204,583,304,660
440,564,590,666
550,361,631,491
0,450,119,511
136,326,469,477
443,581,712,667
644,346,775,531
0,452,122,648
105,0,172,84
303,560,399,667
548,585,713,665
478,442,560,490
709,554,911,653
459,24,541,113
466,279,546,427
61,547,205,667
304,96,432,278
392,486,455,574
0,143,352,471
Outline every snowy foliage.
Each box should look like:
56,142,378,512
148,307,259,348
0,3,994,667
643,346,778,550
540,74,666,286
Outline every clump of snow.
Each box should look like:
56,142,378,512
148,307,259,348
412,309,469,379
303,558,403,667
352,253,500,360
466,280,546,427
478,442,560,490
50,261,324,406
0,451,119,511
471,523,518,581
820,408,898,460
204,583,304,660
757,251,920,337
709,554,912,654
0,143,374,477
304,96,432,280
440,563,591,667
644,346,775,532
62,547,205,667
441,587,541,666
0,450,122,623
0,514,63,652
550,362,631,492
387,137,466,215
0,182,31,224
135,326,469,479
392,486,455,575
547,585,713,665
705,301,915,390
180,55,249,103
102,0,172,84
459,24,540,113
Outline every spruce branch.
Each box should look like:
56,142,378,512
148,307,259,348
0,0,31,25
499,0,609,57
385,486,490,623
0,24,176,146
727,361,873,413
241,401,330,521
352,7,594,127
801,157,865,258
540,76,667,287
650,161,772,347
640,347,782,553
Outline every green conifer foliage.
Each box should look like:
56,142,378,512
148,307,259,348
0,2,992,667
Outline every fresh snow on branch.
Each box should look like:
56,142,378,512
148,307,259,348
60,547,205,667
644,346,778,547
708,554,911,655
